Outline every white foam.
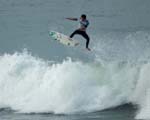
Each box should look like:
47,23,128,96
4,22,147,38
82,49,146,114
129,62,150,119
0,51,143,114
136,90,150,119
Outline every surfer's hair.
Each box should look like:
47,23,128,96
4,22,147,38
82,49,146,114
81,14,86,19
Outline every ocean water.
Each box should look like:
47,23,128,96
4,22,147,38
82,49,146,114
0,0,150,120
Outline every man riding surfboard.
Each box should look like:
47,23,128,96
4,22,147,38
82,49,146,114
66,14,91,51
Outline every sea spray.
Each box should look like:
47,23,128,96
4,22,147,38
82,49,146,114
129,62,150,119
0,51,142,114
136,89,150,119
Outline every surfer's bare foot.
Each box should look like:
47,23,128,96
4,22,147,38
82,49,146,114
86,48,91,51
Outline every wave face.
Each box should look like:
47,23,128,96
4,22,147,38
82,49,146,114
0,51,149,116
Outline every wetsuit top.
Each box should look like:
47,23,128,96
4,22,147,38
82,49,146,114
79,19,89,31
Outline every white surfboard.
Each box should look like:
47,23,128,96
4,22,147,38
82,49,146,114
49,31,79,47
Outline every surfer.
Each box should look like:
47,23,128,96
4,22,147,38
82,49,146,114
66,14,91,51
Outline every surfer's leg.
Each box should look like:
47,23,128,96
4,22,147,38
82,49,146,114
81,32,90,49
70,30,80,38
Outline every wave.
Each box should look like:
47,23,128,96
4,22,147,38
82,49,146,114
0,51,149,118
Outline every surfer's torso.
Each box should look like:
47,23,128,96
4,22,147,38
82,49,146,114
78,19,89,31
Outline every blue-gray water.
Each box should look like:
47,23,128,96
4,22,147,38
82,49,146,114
0,104,136,120
0,0,150,120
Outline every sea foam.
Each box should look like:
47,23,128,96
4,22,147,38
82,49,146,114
1,51,149,115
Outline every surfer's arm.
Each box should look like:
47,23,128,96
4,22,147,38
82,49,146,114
66,18,78,21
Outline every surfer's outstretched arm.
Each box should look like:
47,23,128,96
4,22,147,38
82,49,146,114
66,18,78,21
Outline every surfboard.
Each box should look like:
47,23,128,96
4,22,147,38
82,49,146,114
49,31,79,47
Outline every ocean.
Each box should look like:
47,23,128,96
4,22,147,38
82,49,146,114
0,0,150,120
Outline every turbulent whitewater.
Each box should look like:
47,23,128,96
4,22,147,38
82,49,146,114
0,51,150,119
